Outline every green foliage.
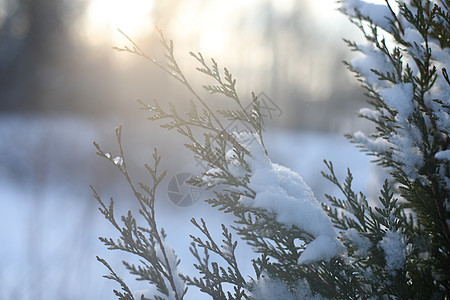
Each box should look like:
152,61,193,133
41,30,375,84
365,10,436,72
94,1,449,299
92,127,186,300
181,219,247,299
322,161,414,298
343,0,449,296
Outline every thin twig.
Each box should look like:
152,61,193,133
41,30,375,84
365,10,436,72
113,128,181,300
115,28,250,156
385,0,404,35
442,68,450,86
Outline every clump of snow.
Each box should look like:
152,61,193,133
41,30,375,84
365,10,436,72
220,243,233,260
359,107,381,122
225,132,344,264
380,83,414,118
403,27,427,59
378,230,407,275
249,272,324,300
249,273,295,300
427,43,450,135
403,28,424,47
342,228,371,257
341,0,393,32
155,239,185,299
297,235,345,264
134,240,185,300
390,126,424,180
350,43,394,89
435,150,450,161
134,286,166,300
353,131,392,154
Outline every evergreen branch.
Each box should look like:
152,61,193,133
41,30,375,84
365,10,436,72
93,128,185,300
305,265,349,299
97,256,135,300
442,67,450,86
116,28,250,156
189,218,247,287
385,0,404,35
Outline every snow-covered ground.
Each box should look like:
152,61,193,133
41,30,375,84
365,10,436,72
0,114,382,299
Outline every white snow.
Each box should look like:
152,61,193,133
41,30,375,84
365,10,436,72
1,115,375,299
155,239,186,299
341,0,394,32
390,125,424,180
249,272,325,300
380,83,414,118
134,286,166,300
249,273,297,300
297,235,345,264
350,43,394,88
428,43,450,135
342,228,371,257
344,3,439,182
435,150,450,161
403,27,424,47
353,130,392,154
227,132,345,264
359,107,381,121
378,230,407,275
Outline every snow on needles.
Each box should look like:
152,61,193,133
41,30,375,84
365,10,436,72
436,150,450,161
230,132,344,264
378,230,407,275
341,0,393,33
136,239,185,299
380,83,414,118
249,272,325,300
156,240,185,299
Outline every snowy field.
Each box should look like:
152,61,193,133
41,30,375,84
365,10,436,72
0,114,382,299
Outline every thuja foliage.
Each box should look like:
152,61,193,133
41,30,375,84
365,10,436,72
340,0,449,296
93,1,449,299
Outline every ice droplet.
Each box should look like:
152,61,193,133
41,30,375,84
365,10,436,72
113,156,123,166
105,152,111,159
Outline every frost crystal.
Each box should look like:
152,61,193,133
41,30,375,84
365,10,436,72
113,156,123,166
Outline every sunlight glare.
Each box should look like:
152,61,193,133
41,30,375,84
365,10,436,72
83,0,153,45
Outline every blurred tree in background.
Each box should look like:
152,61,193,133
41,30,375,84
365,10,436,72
0,0,83,111
0,0,364,132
